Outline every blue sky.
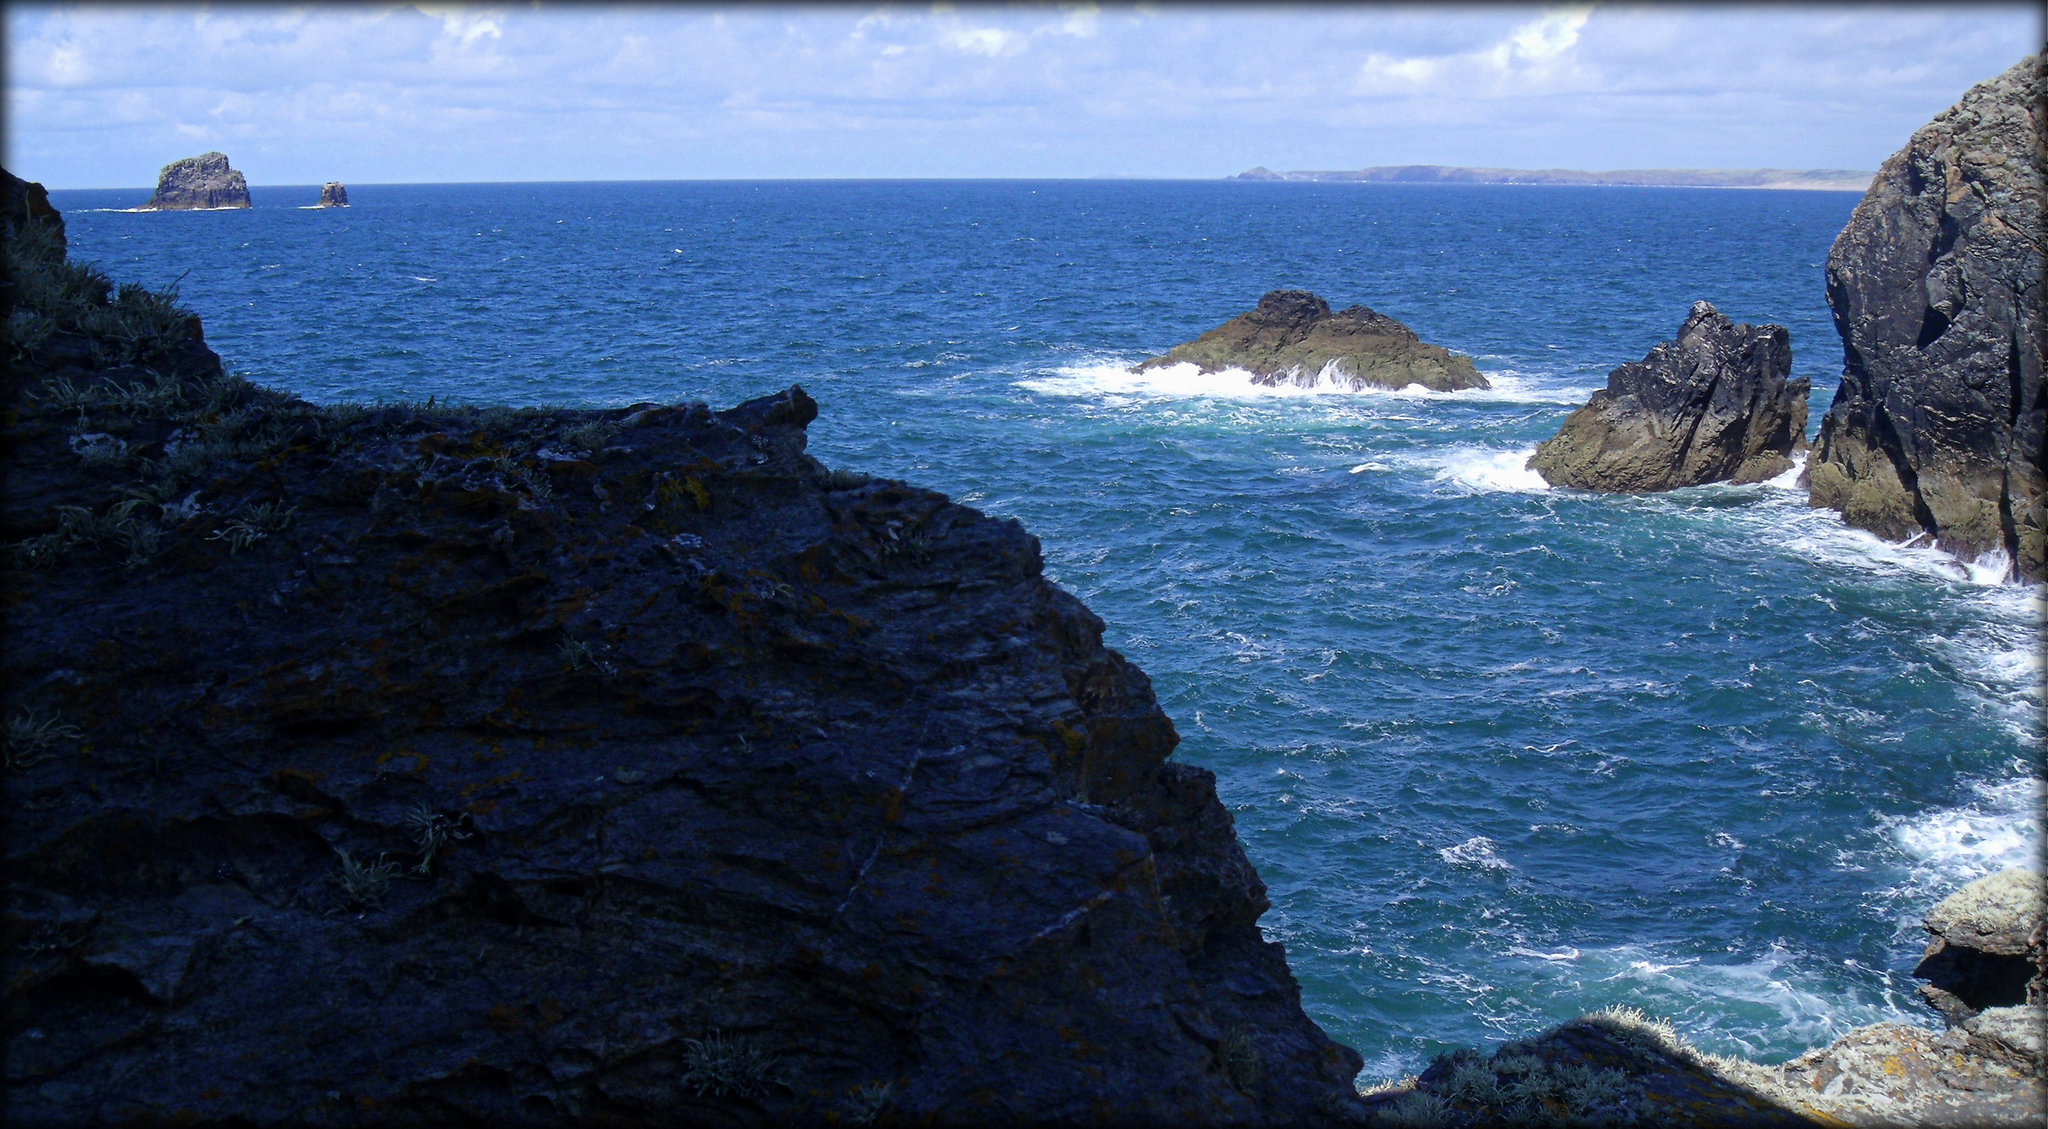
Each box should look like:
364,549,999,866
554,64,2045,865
5,3,2040,187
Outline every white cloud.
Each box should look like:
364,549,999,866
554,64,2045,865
2,3,2039,184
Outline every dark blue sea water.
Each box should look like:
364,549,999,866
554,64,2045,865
52,180,2043,1079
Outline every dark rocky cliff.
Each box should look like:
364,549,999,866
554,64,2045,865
1528,301,1808,492
139,152,252,211
1805,54,2045,583
1,184,1363,1125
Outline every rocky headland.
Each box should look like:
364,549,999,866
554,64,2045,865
1136,290,1488,393
137,152,252,211
1805,54,2045,583
1527,301,1809,492
317,182,349,208
1,182,1364,1125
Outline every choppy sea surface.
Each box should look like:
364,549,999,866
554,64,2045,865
52,179,2044,1079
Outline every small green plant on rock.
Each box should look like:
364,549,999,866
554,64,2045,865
405,805,471,874
843,1080,894,1125
208,500,296,553
4,709,83,770
332,848,400,910
678,1030,782,1100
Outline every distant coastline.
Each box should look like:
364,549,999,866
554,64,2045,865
1233,164,1874,192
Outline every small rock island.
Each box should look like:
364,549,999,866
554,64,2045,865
316,181,349,207
137,151,251,211
1528,301,1808,491
1137,290,1489,392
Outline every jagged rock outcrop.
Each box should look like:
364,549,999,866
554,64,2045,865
1136,289,1489,392
1,181,1363,1125
138,151,251,210
1363,868,2047,1126
1805,55,2046,583
316,182,349,208
1527,301,1808,491
2,168,64,245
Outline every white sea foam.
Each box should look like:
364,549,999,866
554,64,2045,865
1439,836,1513,871
1882,775,2044,907
1014,359,1589,404
1566,942,1899,1055
1415,445,1552,494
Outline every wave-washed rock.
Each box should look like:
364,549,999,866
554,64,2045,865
1362,867,2046,1126
1136,289,1489,392
316,182,349,208
0,180,1364,1125
1805,54,2046,584
138,151,252,211
1527,301,1808,492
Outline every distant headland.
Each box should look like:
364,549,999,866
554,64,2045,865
1233,164,1874,191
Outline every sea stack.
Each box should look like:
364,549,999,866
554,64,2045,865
316,181,349,207
1136,289,1489,392
1527,302,1807,492
1805,54,2045,583
138,151,251,210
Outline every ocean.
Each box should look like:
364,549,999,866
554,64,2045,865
49,178,2044,1080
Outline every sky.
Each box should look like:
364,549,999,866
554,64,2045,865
5,3,2041,188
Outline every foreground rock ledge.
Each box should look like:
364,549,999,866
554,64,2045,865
1528,301,1808,492
1806,53,2045,583
137,151,252,211
1,184,1363,1125
1136,289,1490,392
1364,868,2046,1127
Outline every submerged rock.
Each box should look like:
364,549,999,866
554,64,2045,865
1527,301,1808,491
316,181,349,207
1136,289,1489,392
1805,54,2046,583
1,185,1363,1125
138,151,252,210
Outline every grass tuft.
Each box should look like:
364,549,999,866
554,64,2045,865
678,1030,782,1100
5,709,83,770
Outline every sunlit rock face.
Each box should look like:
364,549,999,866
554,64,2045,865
1806,54,2046,583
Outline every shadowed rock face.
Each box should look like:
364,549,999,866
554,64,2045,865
316,182,349,208
1805,54,2046,583
1136,289,1489,392
140,152,251,210
1,183,1363,1125
1914,867,2047,1025
1527,301,1808,492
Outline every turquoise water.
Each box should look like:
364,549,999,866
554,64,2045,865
52,180,2044,1078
